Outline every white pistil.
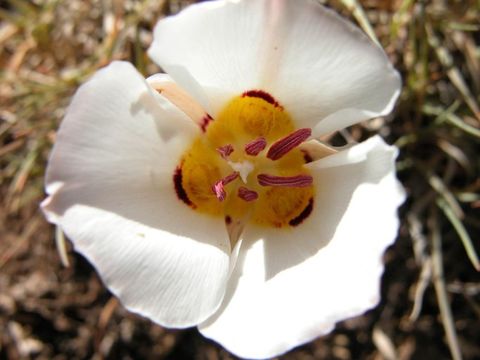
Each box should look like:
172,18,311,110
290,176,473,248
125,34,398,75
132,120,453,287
228,160,254,183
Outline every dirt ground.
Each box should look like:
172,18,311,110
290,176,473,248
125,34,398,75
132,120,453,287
1,0,479,359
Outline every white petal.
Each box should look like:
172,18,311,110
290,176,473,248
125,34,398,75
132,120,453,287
148,0,265,116
42,61,231,328
148,0,400,132
199,136,405,358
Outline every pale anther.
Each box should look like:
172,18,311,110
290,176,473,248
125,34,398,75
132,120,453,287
217,144,234,159
237,187,258,202
266,128,312,160
257,173,313,187
212,172,240,201
212,181,227,201
244,137,267,156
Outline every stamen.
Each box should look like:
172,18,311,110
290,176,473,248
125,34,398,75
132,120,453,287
212,172,240,201
257,173,313,187
238,187,258,202
217,144,234,159
222,171,240,185
212,181,227,201
244,137,267,156
266,128,312,160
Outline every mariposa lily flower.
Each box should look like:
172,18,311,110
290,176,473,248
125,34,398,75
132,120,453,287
42,0,405,358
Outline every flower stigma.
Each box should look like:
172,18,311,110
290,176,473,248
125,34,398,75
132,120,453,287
174,91,315,228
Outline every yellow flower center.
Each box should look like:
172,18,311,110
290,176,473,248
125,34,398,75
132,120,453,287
174,91,314,228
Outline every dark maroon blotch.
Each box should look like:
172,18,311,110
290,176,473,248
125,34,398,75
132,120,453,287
200,114,213,132
242,90,281,108
302,150,313,163
289,198,314,226
225,215,232,225
173,166,194,207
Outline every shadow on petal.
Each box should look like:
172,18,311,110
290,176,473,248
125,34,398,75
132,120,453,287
131,91,199,143
46,88,229,256
244,144,397,281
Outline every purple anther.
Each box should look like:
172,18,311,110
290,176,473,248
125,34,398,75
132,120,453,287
266,128,312,161
212,181,227,201
211,172,240,201
217,144,234,159
245,137,267,156
238,187,259,202
222,171,240,185
257,173,313,187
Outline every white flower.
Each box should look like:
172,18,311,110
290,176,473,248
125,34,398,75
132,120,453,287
41,0,405,358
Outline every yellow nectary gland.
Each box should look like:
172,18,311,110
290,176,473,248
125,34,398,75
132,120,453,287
174,93,315,228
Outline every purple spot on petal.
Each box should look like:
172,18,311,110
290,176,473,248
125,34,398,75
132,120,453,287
289,198,314,226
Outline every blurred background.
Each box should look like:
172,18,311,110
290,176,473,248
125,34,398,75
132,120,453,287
0,0,479,359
